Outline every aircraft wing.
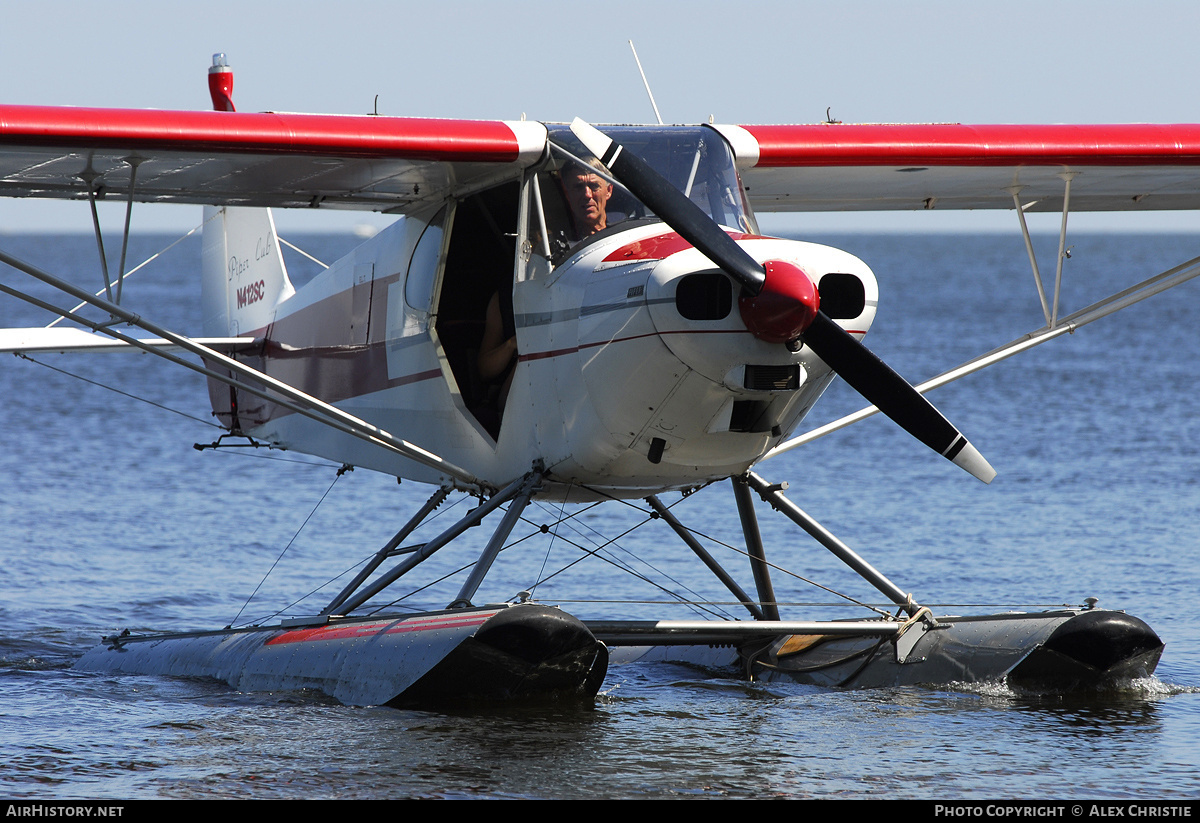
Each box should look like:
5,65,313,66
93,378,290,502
715,123,1200,212
0,105,547,211
4,108,1199,215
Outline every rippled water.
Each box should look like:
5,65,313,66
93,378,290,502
1,231,1198,799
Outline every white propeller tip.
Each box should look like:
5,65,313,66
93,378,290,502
569,118,611,159
953,442,996,484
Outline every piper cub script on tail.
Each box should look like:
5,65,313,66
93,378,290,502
0,54,1192,705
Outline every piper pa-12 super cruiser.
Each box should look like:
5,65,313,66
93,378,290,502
0,55,1191,705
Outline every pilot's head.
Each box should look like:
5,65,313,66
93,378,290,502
560,158,614,238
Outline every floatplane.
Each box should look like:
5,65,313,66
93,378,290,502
0,55,1190,705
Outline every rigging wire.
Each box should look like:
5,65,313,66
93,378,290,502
534,485,569,591
353,494,729,620
46,214,217,327
229,467,346,628
277,236,329,269
285,492,474,618
352,484,884,622
521,498,734,619
669,518,893,618
521,522,733,620
15,352,221,430
529,486,881,617
14,353,341,470
598,486,895,617
203,448,342,469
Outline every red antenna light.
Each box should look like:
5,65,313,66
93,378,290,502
208,53,235,112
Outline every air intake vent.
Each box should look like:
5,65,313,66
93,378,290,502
730,400,773,432
744,365,800,391
818,273,865,319
676,271,732,320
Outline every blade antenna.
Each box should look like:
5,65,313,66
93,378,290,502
629,41,664,125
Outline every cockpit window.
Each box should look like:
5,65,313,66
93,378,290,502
532,125,756,265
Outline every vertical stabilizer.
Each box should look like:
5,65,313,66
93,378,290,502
200,205,294,432
201,205,295,337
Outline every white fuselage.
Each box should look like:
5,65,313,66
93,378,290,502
208,208,877,500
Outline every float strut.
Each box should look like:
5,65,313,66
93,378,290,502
449,472,540,608
744,471,919,616
647,495,766,621
732,476,781,620
336,473,531,614
321,485,452,616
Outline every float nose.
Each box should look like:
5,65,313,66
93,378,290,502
737,259,820,344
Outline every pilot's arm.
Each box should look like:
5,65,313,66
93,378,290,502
478,291,517,382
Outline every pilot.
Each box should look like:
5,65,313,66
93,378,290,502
560,157,614,240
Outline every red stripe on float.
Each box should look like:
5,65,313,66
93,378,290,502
266,612,494,645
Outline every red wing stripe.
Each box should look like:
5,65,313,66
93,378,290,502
0,105,526,162
742,123,1200,168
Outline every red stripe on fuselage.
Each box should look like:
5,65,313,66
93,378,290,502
518,328,866,363
234,262,866,419
602,230,767,263
233,274,443,422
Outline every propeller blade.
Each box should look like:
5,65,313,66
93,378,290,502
802,313,996,483
569,119,995,484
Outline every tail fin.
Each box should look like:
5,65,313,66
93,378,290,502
200,205,294,432
201,205,295,337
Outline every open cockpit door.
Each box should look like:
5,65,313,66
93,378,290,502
432,181,521,441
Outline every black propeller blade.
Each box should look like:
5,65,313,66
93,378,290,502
569,118,996,484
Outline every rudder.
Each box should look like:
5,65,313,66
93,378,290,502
200,205,294,432
201,205,295,337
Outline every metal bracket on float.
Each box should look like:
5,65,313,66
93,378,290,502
894,606,939,663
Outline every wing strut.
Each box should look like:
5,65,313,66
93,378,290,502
1008,171,1077,329
83,157,142,310
767,251,1200,458
0,246,486,491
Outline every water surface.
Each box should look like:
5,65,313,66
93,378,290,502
1,231,1197,799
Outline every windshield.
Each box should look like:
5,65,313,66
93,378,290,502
534,125,756,263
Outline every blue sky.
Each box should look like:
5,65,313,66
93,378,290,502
1,0,1197,233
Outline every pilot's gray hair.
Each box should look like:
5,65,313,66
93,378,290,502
559,155,610,179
